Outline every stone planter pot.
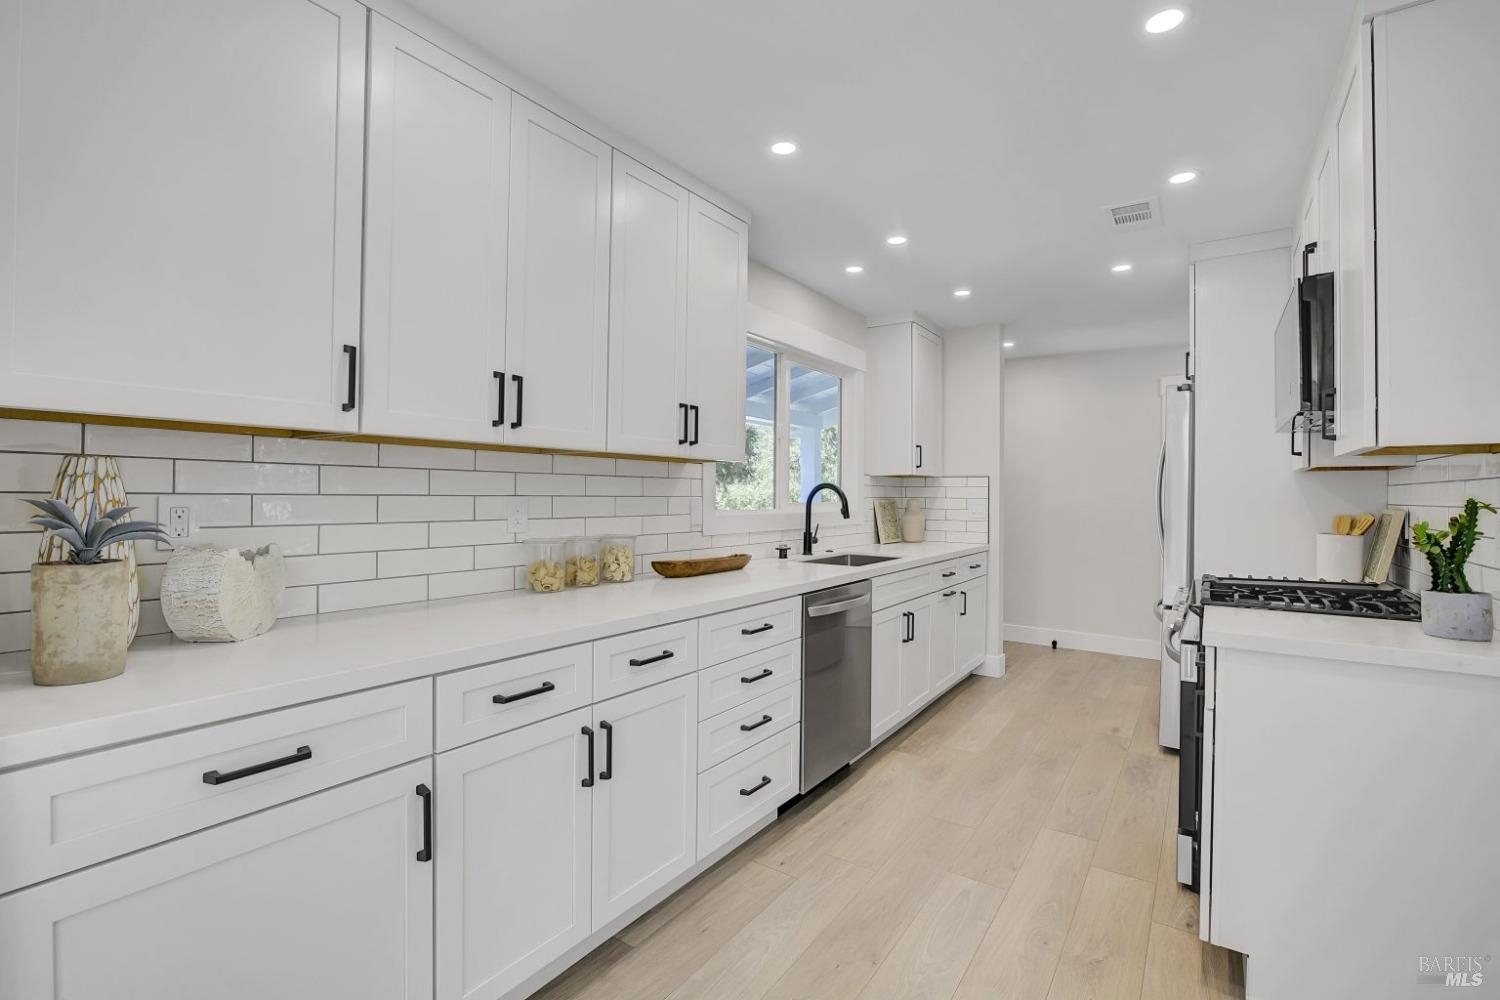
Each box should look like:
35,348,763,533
30,560,132,685
1420,590,1494,642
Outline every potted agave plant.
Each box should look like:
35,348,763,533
1412,497,1497,642
24,498,169,685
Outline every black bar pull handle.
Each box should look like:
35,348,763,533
689,404,700,445
941,571,957,579
599,720,613,781
740,775,772,797
943,589,957,597
510,373,524,429
960,591,968,616
415,783,433,862
493,371,505,428
342,345,358,412
740,668,774,684
901,611,912,643
740,714,773,732
1290,412,1303,457
628,649,675,667
741,623,774,636
969,563,982,570
492,680,555,704
581,725,595,788
678,403,690,445
202,745,312,785
915,443,923,469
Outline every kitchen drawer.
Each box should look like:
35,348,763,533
929,560,964,587
0,679,431,895
698,596,801,667
593,620,698,701
956,551,988,583
696,724,800,861
697,683,800,772
872,566,934,610
698,641,800,721
436,643,593,751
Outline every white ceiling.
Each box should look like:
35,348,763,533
406,0,1358,353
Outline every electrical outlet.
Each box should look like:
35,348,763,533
505,497,528,535
168,506,191,539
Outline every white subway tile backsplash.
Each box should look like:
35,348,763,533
0,420,987,653
320,465,427,496
319,522,428,554
318,576,427,614
254,494,375,526
254,437,378,467
378,546,473,578
380,444,475,470
430,470,515,496
0,419,81,454
379,495,474,522
177,461,317,495
85,425,250,462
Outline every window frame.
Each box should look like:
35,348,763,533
703,310,864,537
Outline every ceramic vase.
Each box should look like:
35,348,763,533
1420,590,1494,641
901,499,927,543
161,544,286,642
38,455,140,642
30,560,132,685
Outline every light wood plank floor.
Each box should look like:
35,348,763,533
536,642,1245,1000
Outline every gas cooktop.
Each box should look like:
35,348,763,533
1198,575,1421,621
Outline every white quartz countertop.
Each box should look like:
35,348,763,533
0,541,985,769
1203,604,1500,680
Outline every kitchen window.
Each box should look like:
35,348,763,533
705,332,861,535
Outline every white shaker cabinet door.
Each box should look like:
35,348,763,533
870,605,905,742
901,601,934,715
928,587,961,693
361,16,510,443
591,673,697,929
957,578,988,673
683,195,749,463
436,709,592,1000
504,97,612,452
607,153,690,458
0,0,366,431
1333,47,1377,455
0,760,434,1000
912,326,944,475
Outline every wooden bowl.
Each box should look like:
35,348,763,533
651,553,751,578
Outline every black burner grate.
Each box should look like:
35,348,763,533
1198,575,1421,622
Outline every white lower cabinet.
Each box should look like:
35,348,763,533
590,674,698,929
435,709,592,1000
871,605,906,741
929,588,961,693
696,724,800,860
0,759,434,1000
957,579,988,673
900,602,933,715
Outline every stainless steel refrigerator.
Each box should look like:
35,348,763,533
1155,370,1193,750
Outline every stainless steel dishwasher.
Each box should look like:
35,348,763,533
801,580,872,793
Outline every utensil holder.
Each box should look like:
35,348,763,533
1315,533,1366,582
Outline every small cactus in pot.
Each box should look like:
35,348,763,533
1411,498,1496,642
24,498,170,685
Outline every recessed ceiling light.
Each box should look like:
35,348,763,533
770,140,797,155
1002,341,1016,349
1168,170,1198,184
885,234,908,246
845,265,864,274
953,288,972,298
1145,8,1185,33
1112,263,1134,273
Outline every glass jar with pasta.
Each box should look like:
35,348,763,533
525,541,568,594
599,535,636,583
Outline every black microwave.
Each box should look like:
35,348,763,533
1273,243,1335,437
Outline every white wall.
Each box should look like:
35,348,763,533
943,324,1006,674
748,260,866,348
1003,345,1185,657
1003,314,1185,359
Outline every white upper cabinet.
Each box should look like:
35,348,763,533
361,16,511,444
683,195,749,463
608,154,691,457
0,0,367,432
866,322,944,476
504,97,613,452
1372,0,1500,449
1334,47,1377,455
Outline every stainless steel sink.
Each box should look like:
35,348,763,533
805,553,898,567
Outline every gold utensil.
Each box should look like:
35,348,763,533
1352,513,1376,536
1334,514,1354,536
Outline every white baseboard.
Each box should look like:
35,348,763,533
975,652,1005,678
1004,624,1157,661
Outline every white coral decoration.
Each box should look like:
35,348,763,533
161,544,285,642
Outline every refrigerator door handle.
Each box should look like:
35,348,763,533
1156,442,1167,546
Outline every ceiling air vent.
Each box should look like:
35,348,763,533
1106,197,1162,231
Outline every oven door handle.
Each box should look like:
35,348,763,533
1165,615,1184,664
